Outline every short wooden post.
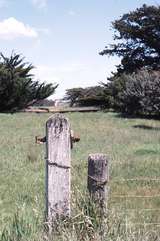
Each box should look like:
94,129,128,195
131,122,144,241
88,153,109,214
46,114,71,224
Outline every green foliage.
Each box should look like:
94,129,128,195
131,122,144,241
120,70,160,115
100,4,160,74
64,86,105,107
101,75,127,110
0,52,58,112
64,88,83,106
102,70,160,116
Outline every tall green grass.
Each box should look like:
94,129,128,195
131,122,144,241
0,112,160,240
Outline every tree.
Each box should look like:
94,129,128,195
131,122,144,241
101,75,127,110
64,86,105,107
64,88,83,106
0,52,58,112
77,86,105,107
100,4,160,75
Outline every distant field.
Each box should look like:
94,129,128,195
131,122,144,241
0,112,160,240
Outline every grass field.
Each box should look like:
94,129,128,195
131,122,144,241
0,112,160,240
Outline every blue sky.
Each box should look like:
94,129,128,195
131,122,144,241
0,0,159,98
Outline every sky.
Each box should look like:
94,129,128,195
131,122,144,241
0,0,159,99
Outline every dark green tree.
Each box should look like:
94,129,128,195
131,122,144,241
0,52,58,112
64,86,105,107
77,86,105,107
101,75,127,110
64,88,83,106
100,4,160,74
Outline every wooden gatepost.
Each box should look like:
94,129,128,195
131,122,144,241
88,154,109,215
45,114,71,226
36,113,109,231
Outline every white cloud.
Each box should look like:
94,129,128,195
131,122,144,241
32,0,47,9
68,10,77,16
0,17,38,39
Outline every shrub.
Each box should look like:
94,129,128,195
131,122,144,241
121,70,160,115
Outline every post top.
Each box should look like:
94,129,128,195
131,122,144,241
46,113,69,128
47,113,68,120
89,153,108,159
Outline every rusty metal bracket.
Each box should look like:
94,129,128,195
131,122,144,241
35,136,46,144
35,130,80,148
70,130,80,149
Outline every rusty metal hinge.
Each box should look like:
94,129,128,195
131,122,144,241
35,130,80,148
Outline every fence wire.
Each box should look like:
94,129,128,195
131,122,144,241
110,177,160,229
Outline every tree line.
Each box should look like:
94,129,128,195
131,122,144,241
1,4,160,116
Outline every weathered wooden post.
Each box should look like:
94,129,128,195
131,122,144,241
46,114,71,225
88,153,109,214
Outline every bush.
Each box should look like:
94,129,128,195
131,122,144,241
102,70,160,116
121,70,160,116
